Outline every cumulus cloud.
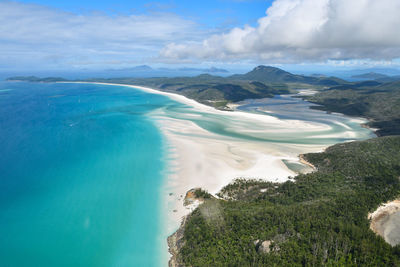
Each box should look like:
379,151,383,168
160,0,400,63
0,1,201,69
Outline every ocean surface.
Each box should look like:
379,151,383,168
0,82,181,266
0,82,374,266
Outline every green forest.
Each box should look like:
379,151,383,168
305,81,400,136
177,136,400,266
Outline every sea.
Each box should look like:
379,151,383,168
0,82,181,266
0,81,374,266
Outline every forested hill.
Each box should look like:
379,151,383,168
230,65,345,86
305,80,400,136
173,136,400,266
351,72,389,80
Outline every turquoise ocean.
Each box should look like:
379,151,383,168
0,82,181,266
0,81,374,266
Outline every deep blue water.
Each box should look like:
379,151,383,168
0,82,179,266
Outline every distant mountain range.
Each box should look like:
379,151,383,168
106,65,153,72
8,65,345,87
349,67,400,76
106,65,229,74
377,75,400,83
178,67,229,73
351,72,389,80
349,71,400,83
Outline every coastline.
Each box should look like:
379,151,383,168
167,215,188,267
299,154,317,170
57,81,374,265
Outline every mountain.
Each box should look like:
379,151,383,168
206,67,229,73
326,80,382,91
105,66,229,76
230,65,345,86
107,65,154,72
351,72,389,80
349,67,400,76
178,67,229,73
376,75,400,83
310,73,326,77
230,66,300,83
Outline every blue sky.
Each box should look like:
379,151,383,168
17,0,273,28
1,0,400,72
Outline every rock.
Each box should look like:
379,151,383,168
254,239,273,254
168,216,188,267
184,188,198,206
258,240,272,254
184,188,210,206
369,199,400,246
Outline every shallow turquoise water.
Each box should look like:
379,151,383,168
0,82,181,266
161,94,374,146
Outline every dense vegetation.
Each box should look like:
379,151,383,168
305,81,400,136
193,188,213,199
177,136,400,266
230,65,345,86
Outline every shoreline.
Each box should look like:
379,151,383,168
299,154,317,170
57,81,374,265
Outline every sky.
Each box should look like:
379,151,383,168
1,0,400,72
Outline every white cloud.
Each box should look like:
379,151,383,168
160,0,400,63
0,1,201,69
